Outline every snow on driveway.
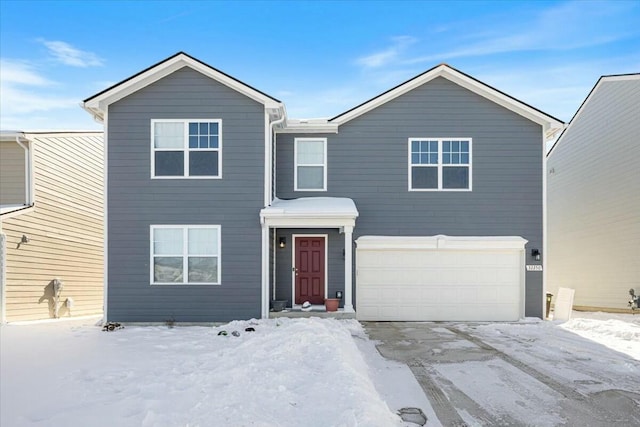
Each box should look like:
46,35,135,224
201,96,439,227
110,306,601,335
1,312,639,427
0,318,407,427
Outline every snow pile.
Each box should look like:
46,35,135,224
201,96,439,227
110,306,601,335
0,318,403,427
560,314,640,359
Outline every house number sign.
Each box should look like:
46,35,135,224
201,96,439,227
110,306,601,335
526,265,543,271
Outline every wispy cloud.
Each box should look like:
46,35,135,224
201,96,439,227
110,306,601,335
0,59,80,129
356,36,417,68
39,39,104,67
404,0,639,65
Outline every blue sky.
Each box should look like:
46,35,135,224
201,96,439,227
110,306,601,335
1,0,639,130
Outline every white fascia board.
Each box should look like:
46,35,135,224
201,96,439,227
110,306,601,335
83,54,282,117
356,235,528,250
261,216,356,228
277,123,339,134
331,65,563,139
442,72,564,139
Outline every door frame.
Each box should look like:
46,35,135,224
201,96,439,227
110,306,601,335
291,234,328,305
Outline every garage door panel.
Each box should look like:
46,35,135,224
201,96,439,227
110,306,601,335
356,236,526,321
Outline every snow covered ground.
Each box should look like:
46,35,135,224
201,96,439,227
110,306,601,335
1,311,638,427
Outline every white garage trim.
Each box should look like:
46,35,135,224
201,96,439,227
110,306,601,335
356,235,528,322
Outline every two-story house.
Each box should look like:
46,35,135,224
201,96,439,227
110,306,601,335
83,52,562,323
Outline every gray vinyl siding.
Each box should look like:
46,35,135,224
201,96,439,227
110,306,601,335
276,77,545,317
547,78,640,310
107,66,265,322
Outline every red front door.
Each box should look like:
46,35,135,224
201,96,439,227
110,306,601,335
295,236,325,305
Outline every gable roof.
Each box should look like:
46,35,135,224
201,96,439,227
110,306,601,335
329,64,564,139
547,73,640,156
83,52,283,122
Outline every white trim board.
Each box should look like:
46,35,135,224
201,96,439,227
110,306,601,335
83,53,282,120
330,64,564,139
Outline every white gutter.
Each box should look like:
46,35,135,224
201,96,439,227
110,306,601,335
15,136,32,207
269,109,286,203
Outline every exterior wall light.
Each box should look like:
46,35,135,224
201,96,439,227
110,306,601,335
531,248,541,261
279,237,286,249
336,291,343,299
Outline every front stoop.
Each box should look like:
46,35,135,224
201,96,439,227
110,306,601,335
269,305,356,319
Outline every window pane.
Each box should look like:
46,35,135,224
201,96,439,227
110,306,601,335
461,141,469,152
188,257,218,283
210,135,219,149
189,123,198,134
154,228,183,255
189,136,198,149
154,122,183,148
452,153,460,164
443,166,469,189
443,141,450,152
210,122,219,134
189,151,219,176
420,153,429,164
461,153,469,164
297,140,324,164
411,166,438,189
443,153,451,164
411,141,420,152
188,228,218,255
154,257,183,283
199,136,209,148
199,122,209,134
430,141,438,152
411,153,420,164
155,151,184,176
297,166,324,189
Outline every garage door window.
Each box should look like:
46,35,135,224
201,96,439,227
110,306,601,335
409,138,472,191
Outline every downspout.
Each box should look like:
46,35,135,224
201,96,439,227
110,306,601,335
15,136,31,207
269,109,286,203
261,108,286,318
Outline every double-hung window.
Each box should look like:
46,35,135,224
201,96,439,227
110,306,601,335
409,138,472,190
295,138,327,191
151,225,221,285
152,119,221,178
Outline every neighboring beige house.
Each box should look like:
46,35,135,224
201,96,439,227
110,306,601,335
0,131,104,322
547,74,640,311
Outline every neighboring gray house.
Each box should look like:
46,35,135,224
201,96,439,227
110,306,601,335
547,73,640,311
83,52,562,323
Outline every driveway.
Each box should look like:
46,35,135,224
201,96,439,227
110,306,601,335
363,321,640,427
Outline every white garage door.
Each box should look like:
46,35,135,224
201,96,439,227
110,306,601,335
356,235,527,321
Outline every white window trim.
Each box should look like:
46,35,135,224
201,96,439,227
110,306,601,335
408,137,473,192
294,137,327,191
150,119,222,179
150,225,221,285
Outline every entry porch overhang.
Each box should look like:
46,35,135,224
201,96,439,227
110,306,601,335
260,197,358,228
260,197,359,319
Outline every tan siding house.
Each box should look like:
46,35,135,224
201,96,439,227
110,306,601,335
0,131,104,322
547,74,640,311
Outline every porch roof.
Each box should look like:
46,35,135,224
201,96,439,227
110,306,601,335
260,197,358,228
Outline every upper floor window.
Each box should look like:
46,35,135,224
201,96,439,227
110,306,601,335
295,137,327,191
151,119,221,178
151,225,221,285
409,138,472,191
